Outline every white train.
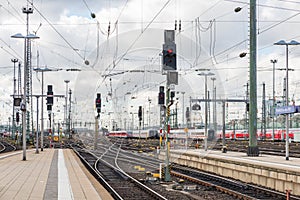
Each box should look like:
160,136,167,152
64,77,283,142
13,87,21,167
108,129,159,139
168,129,205,140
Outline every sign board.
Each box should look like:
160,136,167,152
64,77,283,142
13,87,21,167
275,106,296,115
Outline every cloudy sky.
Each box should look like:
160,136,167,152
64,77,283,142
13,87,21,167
1,0,300,129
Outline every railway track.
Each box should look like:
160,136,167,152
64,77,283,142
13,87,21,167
75,133,300,199
213,140,300,157
72,144,167,200
0,141,16,153
74,135,239,199
171,164,300,200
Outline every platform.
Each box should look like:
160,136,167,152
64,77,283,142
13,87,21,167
0,148,113,200
158,148,300,196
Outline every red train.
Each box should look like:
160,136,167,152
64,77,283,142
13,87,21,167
217,128,300,141
107,131,130,138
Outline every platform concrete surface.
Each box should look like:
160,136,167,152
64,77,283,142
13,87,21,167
162,148,300,196
174,148,300,172
0,148,113,200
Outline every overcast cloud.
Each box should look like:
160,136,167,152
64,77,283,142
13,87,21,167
1,0,300,128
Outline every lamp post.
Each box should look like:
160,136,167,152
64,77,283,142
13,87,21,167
198,72,215,151
130,112,134,130
11,33,39,161
270,59,277,141
181,92,185,127
64,80,70,137
274,40,300,160
211,77,217,133
11,58,18,139
148,98,152,128
33,67,61,151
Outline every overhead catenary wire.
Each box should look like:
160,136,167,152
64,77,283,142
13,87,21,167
2,1,25,24
101,0,172,82
0,38,23,60
26,1,85,61
1,0,298,98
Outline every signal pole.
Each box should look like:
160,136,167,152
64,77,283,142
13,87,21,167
95,93,101,150
68,89,72,138
162,30,178,182
94,116,99,150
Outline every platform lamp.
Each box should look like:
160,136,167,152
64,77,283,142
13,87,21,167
274,40,300,160
197,72,215,151
11,33,39,160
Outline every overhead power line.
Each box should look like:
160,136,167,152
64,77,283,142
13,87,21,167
101,0,172,81
27,0,85,61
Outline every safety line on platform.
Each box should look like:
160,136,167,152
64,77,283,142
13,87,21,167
58,149,74,200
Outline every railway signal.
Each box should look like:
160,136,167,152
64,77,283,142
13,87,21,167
46,85,53,111
16,112,20,123
162,45,176,70
158,86,165,105
95,93,101,114
138,106,143,121
162,30,177,71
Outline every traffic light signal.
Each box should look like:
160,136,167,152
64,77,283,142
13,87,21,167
162,44,177,70
16,112,20,123
47,85,53,111
170,91,175,99
246,103,249,112
158,86,165,105
138,106,142,121
95,93,101,113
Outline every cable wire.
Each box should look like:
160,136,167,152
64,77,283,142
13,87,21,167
101,0,172,82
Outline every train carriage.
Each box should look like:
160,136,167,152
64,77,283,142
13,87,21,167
168,128,205,140
131,129,158,139
108,130,131,138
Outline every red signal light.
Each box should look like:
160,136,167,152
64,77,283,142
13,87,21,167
167,49,173,54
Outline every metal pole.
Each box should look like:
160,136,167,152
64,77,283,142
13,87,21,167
262,82,266,139
41,71,44,151
285,45,289,160
68,89,72,138
248,0,259,156
198,72,214,149
222,101,226,150
36,97,39,153
131,112,134,130
204,75,208,151
165,86,171,181
11,58,18,139
271,59,277,141
211,77,217,134
22,37,27,161
148,98,151,128
94,116,98,150
64,80,70,136
182,92,185,127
